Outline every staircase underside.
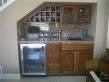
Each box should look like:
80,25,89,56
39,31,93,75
0,0,16,12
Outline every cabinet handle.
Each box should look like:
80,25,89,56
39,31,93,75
74,51,77,72
74,51,79,72
53,48,55,53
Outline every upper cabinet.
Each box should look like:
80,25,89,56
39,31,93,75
62,4,91,24
62,5,78,24
24,3,92,24
78,5,91,24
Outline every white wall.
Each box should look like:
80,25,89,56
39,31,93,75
0,13,2,67
107,17,109,48
0,0,108,74
93,0,108,58
0,0,43,74
106,0,109,48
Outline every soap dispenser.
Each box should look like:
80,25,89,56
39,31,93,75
82,28,88,40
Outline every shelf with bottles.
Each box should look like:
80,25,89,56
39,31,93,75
40,5,60,12
25,5,61,23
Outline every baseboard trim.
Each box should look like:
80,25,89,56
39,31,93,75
1,74,21,79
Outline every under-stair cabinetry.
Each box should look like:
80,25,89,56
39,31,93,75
22,3,91,24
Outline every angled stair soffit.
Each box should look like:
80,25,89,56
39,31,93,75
0,0,16,12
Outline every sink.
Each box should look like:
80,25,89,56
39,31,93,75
67,37,82,40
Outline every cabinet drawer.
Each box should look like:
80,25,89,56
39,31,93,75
62,44,93,50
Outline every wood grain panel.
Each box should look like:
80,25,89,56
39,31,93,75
61,51,74,73
62,44,93,50
75,51,92,73
47,43,61,74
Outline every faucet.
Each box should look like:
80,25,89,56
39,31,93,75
58,30,62,41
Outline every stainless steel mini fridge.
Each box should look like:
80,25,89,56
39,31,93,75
20,44,47,75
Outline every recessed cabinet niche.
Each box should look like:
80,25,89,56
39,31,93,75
17,3,92,41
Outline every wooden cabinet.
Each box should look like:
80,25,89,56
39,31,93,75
61,44,93,74
62,4,91,24
61,51,74,74
75,51,92,74
78,5,91,24
62,5,78,24
47,43,61,75
24,4,91,24
47,43,93,75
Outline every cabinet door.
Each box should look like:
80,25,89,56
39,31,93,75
78,5,91,24
75,51,92,74
61,51,74,74
62,5,77,24
47,43,61,74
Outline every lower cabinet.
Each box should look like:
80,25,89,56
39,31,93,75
47,43,61,75
61,50,92,75
61,44,93,75
47,43,93,75
74,51,92,74
61,51,74,74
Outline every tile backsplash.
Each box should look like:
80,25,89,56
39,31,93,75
22,23,91,41
49,23,89,39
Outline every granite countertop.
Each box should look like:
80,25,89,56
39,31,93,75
19,39,93,44
19,40,60,44
19,35,93,44
19,33,94,44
